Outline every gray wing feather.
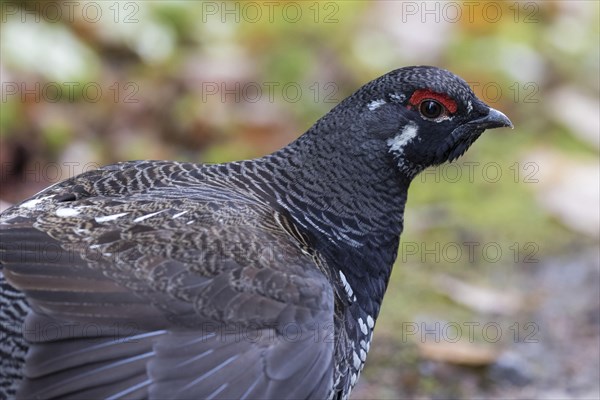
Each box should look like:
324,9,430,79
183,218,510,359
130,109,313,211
0,162,335,399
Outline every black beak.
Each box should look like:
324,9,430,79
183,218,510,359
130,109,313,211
470,107,514,130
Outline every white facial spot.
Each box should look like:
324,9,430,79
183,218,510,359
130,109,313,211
387,122,418,156
20,195,54,209
95,212,129,223
367,315,374,329
467,100,473,114
55,207,80,217
367,99,386,111
133,210,166,223
358,318,368,335
339,270,354,300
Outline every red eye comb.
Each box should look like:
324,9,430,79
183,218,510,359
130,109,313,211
409,89,457,114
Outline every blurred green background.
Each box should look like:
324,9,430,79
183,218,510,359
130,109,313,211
1,1,598,398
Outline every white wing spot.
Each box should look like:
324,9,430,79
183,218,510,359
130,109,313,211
339,270,354,300
467,100,473,114
353,350,361,370
387,122,418,156
55,207,80,217
350,372,357,386
95,212,129,223
359,348,367,362
133,210,166,223
20,195,54,209
367,315,374,329
358,318,368,335
172,210,189,219
367,99,386,111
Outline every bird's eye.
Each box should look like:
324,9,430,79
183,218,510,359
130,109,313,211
419,100,445,119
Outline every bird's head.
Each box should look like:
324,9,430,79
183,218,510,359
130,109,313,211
350,66,513,177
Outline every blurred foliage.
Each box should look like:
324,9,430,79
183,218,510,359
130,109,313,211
1,1,599,398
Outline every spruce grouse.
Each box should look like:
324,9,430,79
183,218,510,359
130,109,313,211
0,66,512,399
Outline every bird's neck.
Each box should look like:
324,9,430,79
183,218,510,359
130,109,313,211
251,120,411,317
